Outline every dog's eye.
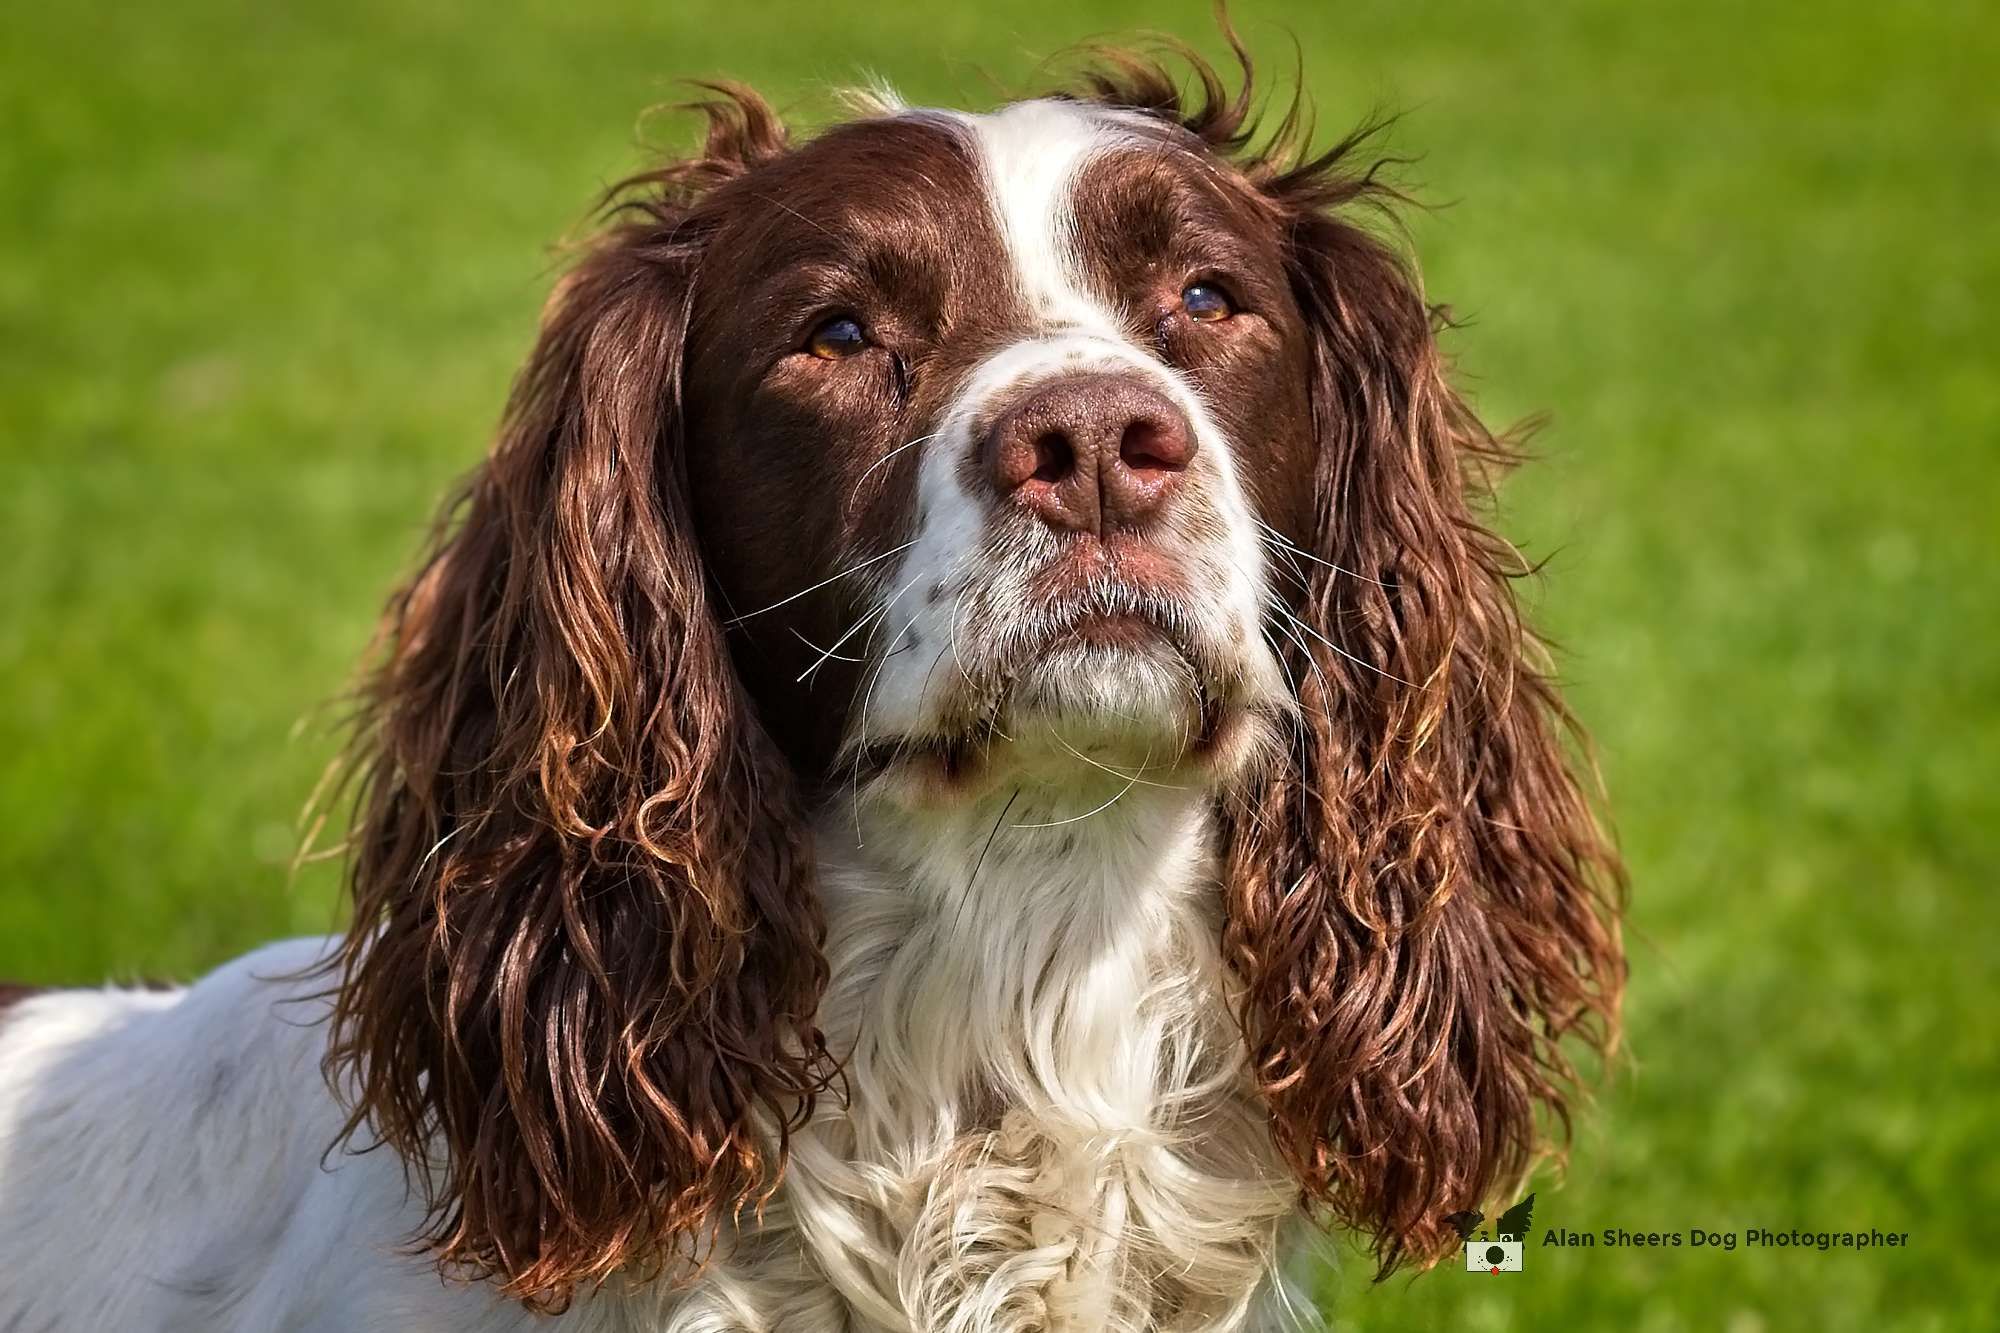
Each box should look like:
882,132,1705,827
807,315,868,360
1181,283,1234,322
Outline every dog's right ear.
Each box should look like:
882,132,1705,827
323,87,830,1312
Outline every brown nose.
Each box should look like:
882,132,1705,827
984,374,1197,534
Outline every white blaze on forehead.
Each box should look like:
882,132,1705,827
960,99,1133,334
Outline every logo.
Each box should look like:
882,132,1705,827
1463,1238,1523,1273
1444,1193,1534,1275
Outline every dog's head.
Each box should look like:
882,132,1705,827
327,43,1623,1310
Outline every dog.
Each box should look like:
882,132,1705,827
0,40,1623,1332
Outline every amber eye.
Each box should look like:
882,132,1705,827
807,315,868,360
1182,282,1234,322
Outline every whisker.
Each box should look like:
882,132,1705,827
797,571,926,683
832,568,942,848
945,597,980,692
1255,519,1391,586
1238,538,1374,710
1010,747,1149,827
1279,601,1414,688
723,540,916,625
912,639,958,726
795,607,886,681
1262,605,1326,724
789,626,867,665
854,583,944,761
851,430,941,500
1046,727,1188,789
1258,587,1335,697
1215,546,1339,731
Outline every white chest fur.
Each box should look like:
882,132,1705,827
680,785,1313,1332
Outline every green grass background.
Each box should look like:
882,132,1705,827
3,1,1994,1327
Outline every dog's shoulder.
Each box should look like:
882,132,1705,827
0,938,378,1328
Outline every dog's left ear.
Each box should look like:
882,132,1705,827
1213,131,1626,1272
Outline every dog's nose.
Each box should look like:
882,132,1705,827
984,373,1197,534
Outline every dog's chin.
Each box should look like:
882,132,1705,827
851,625,1279,809
1002,636,1205,764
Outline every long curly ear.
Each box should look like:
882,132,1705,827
324,88,830,1311
1217,136,1625,1275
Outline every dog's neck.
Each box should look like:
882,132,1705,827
781,770,1298,1332
844,769,1216,924
812,770,1233,1130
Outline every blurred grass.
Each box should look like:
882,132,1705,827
2,1,1995,1328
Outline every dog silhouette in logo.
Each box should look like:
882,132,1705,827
1446,1194,1534,1274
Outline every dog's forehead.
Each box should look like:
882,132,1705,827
793,96,1158,211
941,100,1262,323
709,98,1218,311
946,99,1149,324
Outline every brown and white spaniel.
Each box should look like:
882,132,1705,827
0,41,1622,1332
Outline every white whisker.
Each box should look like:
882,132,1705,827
851,430,941,500
723,540,918,625
1255,518,1391,586
1046,727,1188,789
1273,599,1414,687
1009,747,1149,827
798,571,927,683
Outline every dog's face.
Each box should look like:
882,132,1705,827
328,56,1624,1312
683,100,1318,792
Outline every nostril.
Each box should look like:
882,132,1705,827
1031,430,1074,483
1119,418,1193,474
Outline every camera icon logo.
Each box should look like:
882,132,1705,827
1463,1239,1523,1274
1442,1191,1535,1275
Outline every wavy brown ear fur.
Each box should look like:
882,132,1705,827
1074,37,1625,1275
323,86,831,1312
